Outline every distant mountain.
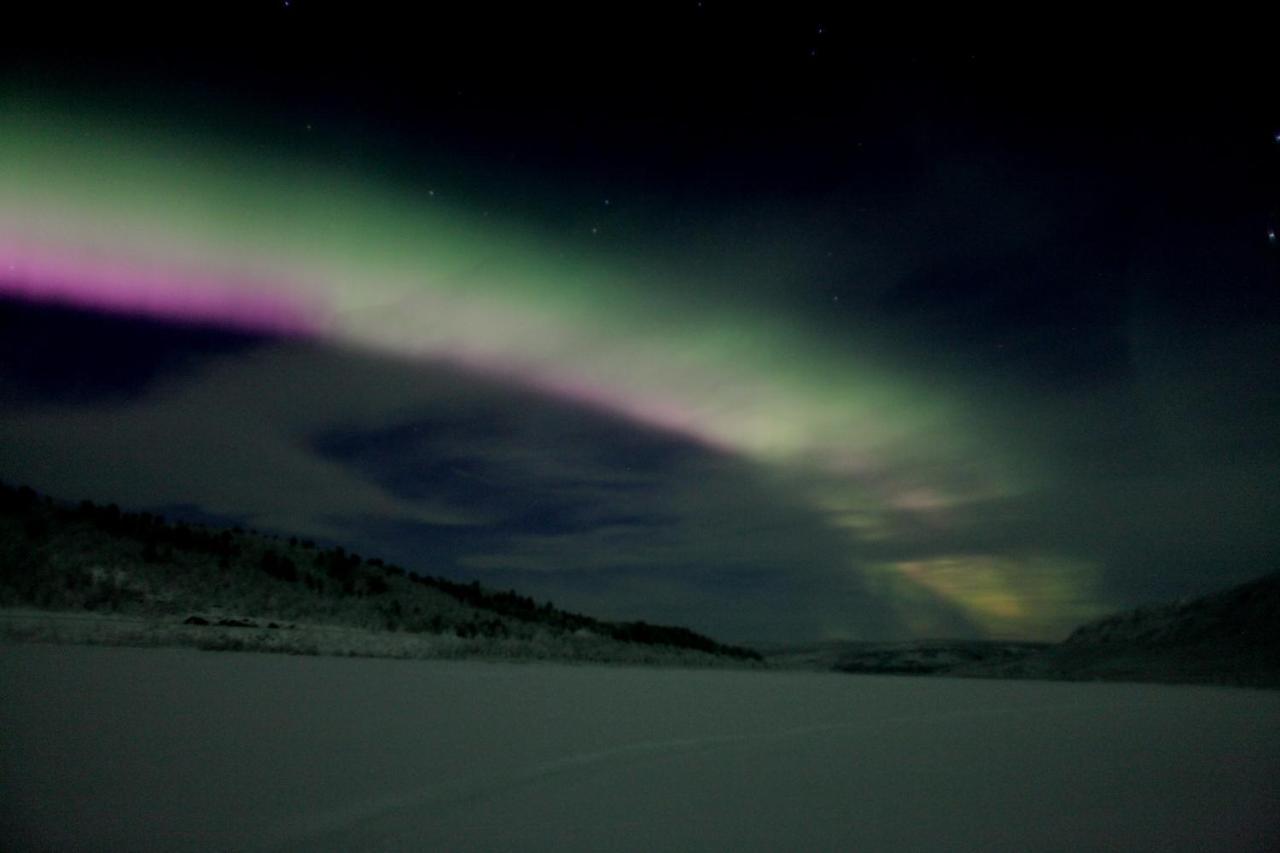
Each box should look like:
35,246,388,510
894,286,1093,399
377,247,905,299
761,639,1051,675
764,573,1280,688
0,482,761,666
977,572,1280,688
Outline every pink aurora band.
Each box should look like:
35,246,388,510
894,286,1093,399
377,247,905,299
0,236,326,337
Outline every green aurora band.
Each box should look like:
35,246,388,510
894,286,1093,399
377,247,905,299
0,104,1105,638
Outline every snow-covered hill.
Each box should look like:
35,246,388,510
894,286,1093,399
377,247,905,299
765,574,1280,688
0,482,761,666
950,572,1280,687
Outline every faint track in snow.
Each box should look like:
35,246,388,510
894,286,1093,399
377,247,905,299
256,697,1156,851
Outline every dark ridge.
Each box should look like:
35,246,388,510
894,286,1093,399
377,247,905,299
0,480,761,663
763,577,1279,689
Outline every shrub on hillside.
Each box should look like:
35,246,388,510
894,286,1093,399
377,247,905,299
260,550,298,583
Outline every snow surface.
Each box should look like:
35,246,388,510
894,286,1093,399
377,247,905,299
2,643,1278,852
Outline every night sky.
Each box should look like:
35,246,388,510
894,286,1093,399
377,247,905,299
1,5,1277,643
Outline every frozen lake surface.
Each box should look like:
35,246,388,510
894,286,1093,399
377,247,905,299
3,643,1278,852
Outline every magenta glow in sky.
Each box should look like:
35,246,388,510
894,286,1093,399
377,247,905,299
0,236,325,337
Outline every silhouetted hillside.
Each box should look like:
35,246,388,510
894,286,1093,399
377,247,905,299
0,482,761,665
762,639,1050,675
1023,572,1280,686
943,574,1280,688
1062,573,1280,650
763,575,1280,688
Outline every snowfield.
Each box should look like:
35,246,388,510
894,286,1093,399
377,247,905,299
3,644,1278,852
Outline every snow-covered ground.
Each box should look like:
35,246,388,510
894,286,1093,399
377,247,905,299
3,644,1278,852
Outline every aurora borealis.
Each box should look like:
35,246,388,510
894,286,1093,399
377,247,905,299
2,7,1277,643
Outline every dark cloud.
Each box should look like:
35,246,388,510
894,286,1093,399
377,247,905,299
0,299,268,405
305,368,966,642
0,331,980,642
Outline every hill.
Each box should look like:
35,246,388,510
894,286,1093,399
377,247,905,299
764,574,1280,688
958,572,1280,688
0,482,761,666
762,639,1051,675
